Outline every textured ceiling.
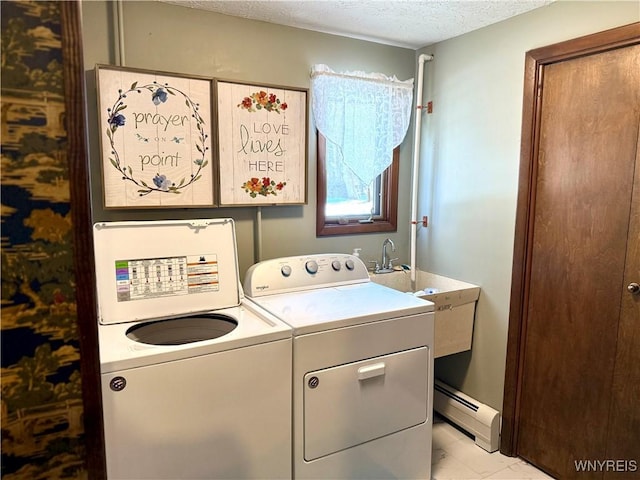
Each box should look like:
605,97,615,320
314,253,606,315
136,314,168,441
159,0,554,49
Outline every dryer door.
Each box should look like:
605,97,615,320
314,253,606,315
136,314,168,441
303,346,428,461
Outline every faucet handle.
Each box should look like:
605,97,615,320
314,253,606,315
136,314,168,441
368,260,380,272
387,258,398,269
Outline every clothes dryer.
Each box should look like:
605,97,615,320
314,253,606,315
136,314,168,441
244,253,435,480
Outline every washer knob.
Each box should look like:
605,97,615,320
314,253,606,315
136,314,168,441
305,260,318,274
281,265,292,277
110,376,127,392
345,259,355,270
331,260,341,271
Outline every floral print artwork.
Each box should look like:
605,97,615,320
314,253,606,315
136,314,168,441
237,91,288,113
237,91,289,198
217,80,307,205
241,177,286,198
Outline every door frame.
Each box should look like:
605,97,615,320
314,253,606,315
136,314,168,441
500,22,640,457
62,1,106,476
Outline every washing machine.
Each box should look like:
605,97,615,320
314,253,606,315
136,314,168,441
94,219,292,480
244,253,435,479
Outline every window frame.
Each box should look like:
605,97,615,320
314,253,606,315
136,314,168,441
316,132,399,236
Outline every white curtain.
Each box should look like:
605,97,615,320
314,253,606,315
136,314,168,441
310,64,414,186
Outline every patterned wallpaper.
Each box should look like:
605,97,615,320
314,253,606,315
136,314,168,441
1,1,87,478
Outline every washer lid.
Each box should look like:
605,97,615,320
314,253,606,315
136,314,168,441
94,218,241,325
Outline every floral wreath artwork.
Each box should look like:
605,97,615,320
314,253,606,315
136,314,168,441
106,83,208,195
217,80,308,206
97,66,214,208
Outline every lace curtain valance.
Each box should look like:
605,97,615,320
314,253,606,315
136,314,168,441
310,64,414,186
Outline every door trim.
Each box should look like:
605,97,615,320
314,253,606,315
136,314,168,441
61,1,106,476
500,22,640,457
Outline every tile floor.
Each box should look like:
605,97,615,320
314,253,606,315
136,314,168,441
431,415,555,479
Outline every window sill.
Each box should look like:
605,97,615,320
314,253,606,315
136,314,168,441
316,219,397,236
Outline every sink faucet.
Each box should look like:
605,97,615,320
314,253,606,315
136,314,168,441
381,238,396,272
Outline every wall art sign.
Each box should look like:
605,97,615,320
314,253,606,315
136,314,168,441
96,65,215,208
216,80,308,206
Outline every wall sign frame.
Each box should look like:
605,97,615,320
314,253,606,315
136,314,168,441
215,79,308,206
96,65,216,208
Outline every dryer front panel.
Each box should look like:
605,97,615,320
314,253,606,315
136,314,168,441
303,346,428,460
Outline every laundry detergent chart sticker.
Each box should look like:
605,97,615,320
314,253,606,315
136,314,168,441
115,254,219,302
96,65,215,208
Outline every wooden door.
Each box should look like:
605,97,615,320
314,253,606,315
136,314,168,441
605,123,640,479
502,23,640,479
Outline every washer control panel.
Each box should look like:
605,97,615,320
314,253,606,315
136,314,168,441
243,253,370,297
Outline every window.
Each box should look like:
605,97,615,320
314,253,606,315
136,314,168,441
310,64,413,237
316,133,398,236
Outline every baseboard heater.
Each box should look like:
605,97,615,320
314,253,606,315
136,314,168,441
434,379,500,452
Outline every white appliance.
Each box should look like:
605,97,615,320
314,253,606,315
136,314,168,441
244,253,435,479
94,219,292,480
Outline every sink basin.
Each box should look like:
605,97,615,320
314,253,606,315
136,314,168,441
126,314,237,345
370,270,480,358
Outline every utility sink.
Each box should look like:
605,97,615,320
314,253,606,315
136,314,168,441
126,314,238,345
370,270,480,358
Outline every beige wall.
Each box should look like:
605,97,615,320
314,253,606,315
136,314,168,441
81,0,416,276
418,1,639,410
